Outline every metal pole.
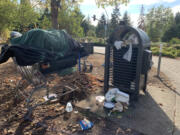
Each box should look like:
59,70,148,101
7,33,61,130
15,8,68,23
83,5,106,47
78,53,81,72
104,21,107,44
157,44,163,77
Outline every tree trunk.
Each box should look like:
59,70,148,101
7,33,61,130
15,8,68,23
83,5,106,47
51,0,60,29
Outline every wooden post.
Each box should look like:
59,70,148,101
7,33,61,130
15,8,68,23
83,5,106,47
157,44,163,77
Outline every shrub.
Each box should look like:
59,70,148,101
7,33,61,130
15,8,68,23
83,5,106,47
174,45,180,49
177,50,180,57
151,44,179,58
169,38,180,44
151,42,168,47
151,47,159,55
0,28,10,43
162,50,177,58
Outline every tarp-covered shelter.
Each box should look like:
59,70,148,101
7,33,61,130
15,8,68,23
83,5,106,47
0,29,88,73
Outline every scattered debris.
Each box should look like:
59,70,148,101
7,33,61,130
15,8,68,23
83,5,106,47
74,111,79,114
79,118,93,130
65,102,73,112
0,61,104,135
0,55,151,135
96,96,105,103
47,72,102,103
43,93,57,102
113,102,123,112
105,88,129,105
104,102,115,110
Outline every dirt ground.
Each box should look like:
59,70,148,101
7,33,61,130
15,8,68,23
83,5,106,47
0,54,143,135
0,54,175,135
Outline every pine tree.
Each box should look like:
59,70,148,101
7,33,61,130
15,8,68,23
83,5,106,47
175,12,180,25
123,11,131,25
138,5,145,30
111,5,121,30
81,19,90,36
96,14,106,38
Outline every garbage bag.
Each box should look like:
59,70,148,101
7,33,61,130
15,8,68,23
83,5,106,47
105,88,129,105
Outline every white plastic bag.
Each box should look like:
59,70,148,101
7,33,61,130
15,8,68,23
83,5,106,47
105,88,129,105
128,33,139,44
123,43,132,62
114,41,123,50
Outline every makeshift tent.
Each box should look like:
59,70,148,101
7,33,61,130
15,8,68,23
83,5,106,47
0,29,88,73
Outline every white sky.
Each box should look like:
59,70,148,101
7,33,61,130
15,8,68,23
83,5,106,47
80,0,180,27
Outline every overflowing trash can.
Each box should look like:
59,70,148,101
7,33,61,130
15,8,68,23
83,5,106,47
104,25,152,101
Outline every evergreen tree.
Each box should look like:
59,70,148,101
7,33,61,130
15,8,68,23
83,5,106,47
111,5,121,30
162,12,180,42
175,12,180,25
81,17,90,37
138,5,145,30
162,25,178,42
123,11,131,25
146,5,174,42
96,14,106,38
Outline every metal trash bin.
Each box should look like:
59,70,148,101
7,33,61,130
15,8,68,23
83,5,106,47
104,25,152,101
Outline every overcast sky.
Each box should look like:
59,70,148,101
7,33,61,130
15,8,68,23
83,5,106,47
79,0,180,27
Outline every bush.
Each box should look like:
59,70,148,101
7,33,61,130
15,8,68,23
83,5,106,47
162,50,177,58
169,38,180,44
151,43,180,58
0,28,10,43
151,42,168,47
151,47,159,55
177,50,180,57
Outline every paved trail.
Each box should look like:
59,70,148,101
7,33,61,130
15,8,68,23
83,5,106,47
153,56,180,135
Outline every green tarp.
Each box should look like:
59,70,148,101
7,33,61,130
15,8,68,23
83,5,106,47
8,29,85,74
10,29,81,60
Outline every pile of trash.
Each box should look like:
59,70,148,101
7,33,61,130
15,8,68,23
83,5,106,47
0,62,102,134
46,72,102,103
96,88,129,114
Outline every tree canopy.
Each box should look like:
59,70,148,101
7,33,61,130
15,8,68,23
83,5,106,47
0,0,133,41
96,0,129,7
123,11,131,25
110,5,121,30
138,5,145,30
145,5,174,42
96,14,107,38
162,12,180,42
